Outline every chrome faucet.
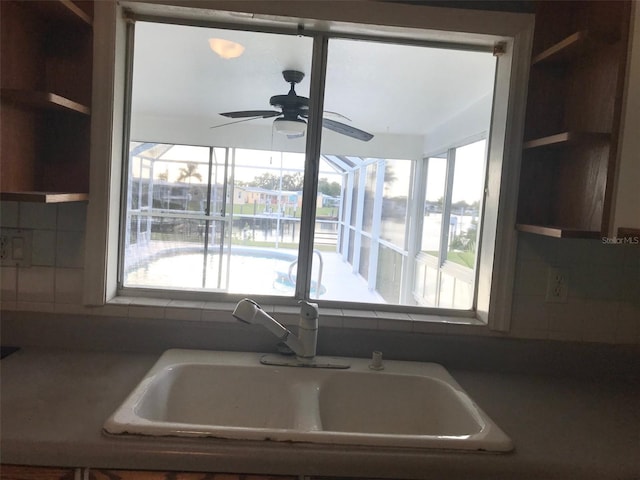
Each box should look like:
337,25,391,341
232,298,318,361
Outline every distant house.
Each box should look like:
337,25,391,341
319,193,340,207
235,186,278,205
234,186,301,214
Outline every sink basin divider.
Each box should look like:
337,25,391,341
291,381,323,432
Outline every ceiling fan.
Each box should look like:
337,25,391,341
212,70,374,142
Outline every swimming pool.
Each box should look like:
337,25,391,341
124,246,317,296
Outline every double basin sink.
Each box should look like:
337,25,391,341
104,349,513,452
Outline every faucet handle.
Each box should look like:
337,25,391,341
297,301,318,358
299,300,319,321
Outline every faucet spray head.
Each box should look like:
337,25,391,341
232,298,306,358
232,299,288,337
232,298,261,324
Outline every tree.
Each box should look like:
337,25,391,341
176,162,202,183
281,172,304,191
318,177,341,197
249,173,278,190
384,166,397,184
249,172,304,191
452,200,470,213
157,170,169,182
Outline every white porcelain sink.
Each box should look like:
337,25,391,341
134,364,299,429
104,349,513,452
318,372,482,437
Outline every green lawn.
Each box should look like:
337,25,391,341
426,250,476,269
447,251,475,268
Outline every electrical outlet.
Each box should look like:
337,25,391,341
0,235,9,261
0,229,32,267
545,267,568,303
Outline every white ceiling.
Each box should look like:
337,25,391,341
132,21,496,136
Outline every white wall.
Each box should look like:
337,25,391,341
422,94,493,155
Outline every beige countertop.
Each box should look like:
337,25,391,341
1,347,639,479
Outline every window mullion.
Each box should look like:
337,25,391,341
222,147,233,290
402,159,423,305
295,35,328,300
435,148,456,305
440,148,456,268
341,171,354,261
367,160,386,290
201,147,214,289
352,169,367,274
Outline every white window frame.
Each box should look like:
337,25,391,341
84,0,533,332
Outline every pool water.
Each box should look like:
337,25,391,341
125,252,297,296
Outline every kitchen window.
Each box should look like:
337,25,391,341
86,2,533,328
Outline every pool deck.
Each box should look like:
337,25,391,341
312,249,385,303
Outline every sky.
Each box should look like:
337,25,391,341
426,139,486,205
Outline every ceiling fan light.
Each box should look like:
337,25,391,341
274,118,306,136
208,38,245,59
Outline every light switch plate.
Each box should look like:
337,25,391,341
0,228,32,267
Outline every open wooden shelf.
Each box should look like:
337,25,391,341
523,131,610,150
25,0,92,26
516,223,601,239
517,1,631,239
532,30,617,66
1,1,93,199
532,31,589,65
0,191,88,203
1,89,90,115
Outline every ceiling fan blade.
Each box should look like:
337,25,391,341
220,110,280,118
300,110,352,122
324,110,352,122
322,118,374,142
210,116,270,129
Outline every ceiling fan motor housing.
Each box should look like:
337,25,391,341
270,70,309,120
270,94,308,119
282,70,305,84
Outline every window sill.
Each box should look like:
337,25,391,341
1,296,488,336
92,296,489,335
1,296,492,335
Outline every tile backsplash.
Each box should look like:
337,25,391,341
1,201,86,312
1,200,638,344
511,233,639,344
